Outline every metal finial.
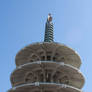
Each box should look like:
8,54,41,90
47,13,52,22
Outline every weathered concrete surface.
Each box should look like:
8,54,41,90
8,42,85,92
15,42,81,68
11,61,84,89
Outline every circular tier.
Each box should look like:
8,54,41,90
11,61,85,89
15,42,81,68
8,83,82,92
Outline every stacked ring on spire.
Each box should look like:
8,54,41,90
44,19,53,42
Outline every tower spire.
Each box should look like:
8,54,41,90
44,14,54,42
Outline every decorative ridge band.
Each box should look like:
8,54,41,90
8,82,82,92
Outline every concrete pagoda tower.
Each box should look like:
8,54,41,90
8,14,85,92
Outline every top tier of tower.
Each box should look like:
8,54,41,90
15,42,81,68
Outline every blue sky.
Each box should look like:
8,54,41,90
0,0,92,92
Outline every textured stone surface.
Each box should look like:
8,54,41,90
15,42,81,68
10,61,84,88
8,42,85,92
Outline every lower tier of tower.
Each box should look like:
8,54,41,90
8,82,82,92
10,61,84,89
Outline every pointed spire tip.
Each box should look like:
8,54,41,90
47,13,52,22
